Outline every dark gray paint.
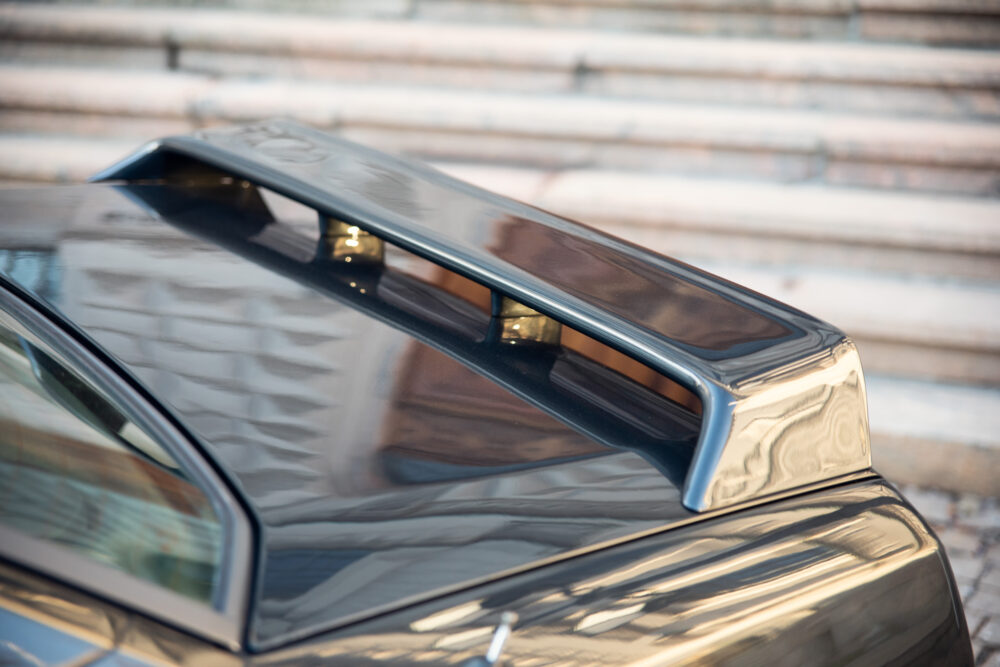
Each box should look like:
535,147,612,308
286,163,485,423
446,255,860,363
0,184,703,649
0,480,973,665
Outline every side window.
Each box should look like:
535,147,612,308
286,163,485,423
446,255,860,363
0,313,223,604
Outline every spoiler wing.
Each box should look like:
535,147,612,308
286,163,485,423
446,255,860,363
92,119,870,512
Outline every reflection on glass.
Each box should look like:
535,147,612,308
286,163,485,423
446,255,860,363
0,319,221,603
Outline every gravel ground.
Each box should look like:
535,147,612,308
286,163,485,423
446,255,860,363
900,486,1000,665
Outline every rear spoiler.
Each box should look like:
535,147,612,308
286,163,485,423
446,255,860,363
92,119,871,512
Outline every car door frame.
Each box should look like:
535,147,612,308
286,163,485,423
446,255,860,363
0,275,255,651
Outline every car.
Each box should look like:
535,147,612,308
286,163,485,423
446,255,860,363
0,119,973,666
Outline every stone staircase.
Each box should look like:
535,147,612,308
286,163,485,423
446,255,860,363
0,0,997,495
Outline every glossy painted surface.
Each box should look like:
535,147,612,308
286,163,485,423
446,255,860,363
258,480,973,666
0,184,706,649
0,561,238,666
0,479,971,665
0,563,120,666
93,120,871,511
0,606,107,665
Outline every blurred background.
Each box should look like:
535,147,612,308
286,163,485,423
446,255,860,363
0,0,998,655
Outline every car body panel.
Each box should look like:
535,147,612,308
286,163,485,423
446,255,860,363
0,479,972,665
256,479,972,666
0,561,237,666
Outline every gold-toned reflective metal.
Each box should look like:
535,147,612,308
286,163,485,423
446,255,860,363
496,297,543,318
687,338,871,511
493,296,561,345
497,315,562,345
321,217,385,265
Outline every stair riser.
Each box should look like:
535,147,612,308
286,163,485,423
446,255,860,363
827,161,1000,198
0,44,573,96
422,3,851,38
0,43,168,70
0,111,189,146
866,371,1000,495
873,435,999,496
862,11,1000,47
5,42,998,121
419,2,1000,46
855,338,1000,388
587,73,1000,121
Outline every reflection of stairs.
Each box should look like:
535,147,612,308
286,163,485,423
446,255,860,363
0,1,997,494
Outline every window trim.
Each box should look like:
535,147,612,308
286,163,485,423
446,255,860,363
0,284,252,651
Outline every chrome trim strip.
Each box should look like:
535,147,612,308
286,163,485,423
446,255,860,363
92,119,871,512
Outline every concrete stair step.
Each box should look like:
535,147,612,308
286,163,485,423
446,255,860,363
2,5,998,119
1,132,996,386
19,0,1000,45
867,374,1000,496
2,66,999,196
